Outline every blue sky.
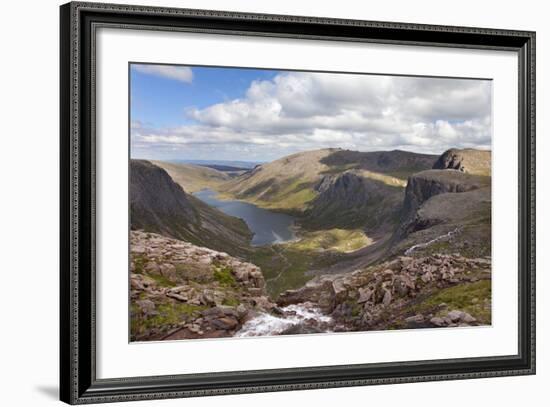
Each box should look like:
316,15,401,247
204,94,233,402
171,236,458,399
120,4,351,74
131,65,277,129
130,63,491,162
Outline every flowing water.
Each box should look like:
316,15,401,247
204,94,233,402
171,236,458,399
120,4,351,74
194,188,297,246
236,303,333,337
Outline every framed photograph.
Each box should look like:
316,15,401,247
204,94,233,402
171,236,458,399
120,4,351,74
60,1,535,404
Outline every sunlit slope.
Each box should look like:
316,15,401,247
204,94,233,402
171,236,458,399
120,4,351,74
152,161,231,193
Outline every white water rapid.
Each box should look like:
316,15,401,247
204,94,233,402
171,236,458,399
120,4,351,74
236,303,333,337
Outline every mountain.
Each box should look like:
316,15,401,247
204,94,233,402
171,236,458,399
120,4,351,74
198,164,249,172
301,148,492,279
171,159,261,169
319,148,439,179
219,148,438,230
302,169,404,232
130,160,252,256
219,149,332,213
152,161,231,193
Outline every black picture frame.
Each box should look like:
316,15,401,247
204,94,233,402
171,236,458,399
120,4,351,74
60,2,536,404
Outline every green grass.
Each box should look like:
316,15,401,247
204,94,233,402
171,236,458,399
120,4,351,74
131,302,207,336
412,280,492,324
251,240,347,297
250,247,312,297
219,178,318,214
213,265,237,287
148,273,177,287
222,296,240,306
292,229,372,253
132,254,147,274
248,227,371,297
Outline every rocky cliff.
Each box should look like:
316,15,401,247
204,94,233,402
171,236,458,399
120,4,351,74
130,160,252,256
433,148,491,176
303,170,403,232
389,164,491,259
401,169,490,223
130,231,275,341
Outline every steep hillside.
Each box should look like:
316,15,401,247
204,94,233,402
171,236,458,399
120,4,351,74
130,160,252,256
390,168,491,259
433,148,491,176
303,170,404,231
152,161,231,193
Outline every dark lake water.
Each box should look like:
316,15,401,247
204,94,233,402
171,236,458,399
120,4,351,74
193,189,296,246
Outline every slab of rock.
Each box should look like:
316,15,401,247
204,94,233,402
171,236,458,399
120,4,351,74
447,310,464,322
136,299,156,315
212,316,239,330
430,317,446,327
462,312,477,323
159,263,177,281
382,289,392,306
405,314,425,323
357,288,373,304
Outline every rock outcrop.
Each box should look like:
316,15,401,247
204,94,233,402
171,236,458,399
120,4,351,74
130,160,252,256
401,169,489,221
433,148,491,176
278,254,491,331
388,168,492,258
130,231,275,341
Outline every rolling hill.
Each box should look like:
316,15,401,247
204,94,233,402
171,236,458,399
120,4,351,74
152,161,231,193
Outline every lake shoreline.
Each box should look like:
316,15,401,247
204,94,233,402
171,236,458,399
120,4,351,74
193,188,298,247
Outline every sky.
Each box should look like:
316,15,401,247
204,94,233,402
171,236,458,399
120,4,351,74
130,63,492,162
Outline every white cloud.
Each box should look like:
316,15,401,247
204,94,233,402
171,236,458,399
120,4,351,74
132,71,491,160
133,64,193,83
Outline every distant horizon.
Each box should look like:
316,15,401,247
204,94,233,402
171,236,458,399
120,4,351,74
130,146,492,165
131,64,492,162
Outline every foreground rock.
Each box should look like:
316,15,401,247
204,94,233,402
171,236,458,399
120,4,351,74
277,254,491,331
130,230,274,341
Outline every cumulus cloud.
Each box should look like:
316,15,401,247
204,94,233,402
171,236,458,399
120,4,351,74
131,70,491,160
133,64,193,83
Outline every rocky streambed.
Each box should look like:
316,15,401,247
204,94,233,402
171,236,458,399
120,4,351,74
237,302,334,337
